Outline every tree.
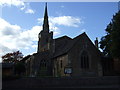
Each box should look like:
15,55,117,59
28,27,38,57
14,61,26,76
2,51,23,63
2,51,26,75
100,11,120,59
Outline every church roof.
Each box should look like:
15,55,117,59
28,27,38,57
34,51,51,60
53,36,73,58
73,32,102,56
53,33,86,58
53,32,102,58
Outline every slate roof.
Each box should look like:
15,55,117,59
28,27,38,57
33,35,74,58
72,32,102,56
32,32,101,59
34,51,51,60
53,32,102,58
53,33,85,58
53,35,73,58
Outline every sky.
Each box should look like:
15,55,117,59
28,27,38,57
0,0,119,62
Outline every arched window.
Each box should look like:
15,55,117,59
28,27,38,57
40,60,47,69
81,51,89,69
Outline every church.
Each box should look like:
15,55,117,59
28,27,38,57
25,3,103,77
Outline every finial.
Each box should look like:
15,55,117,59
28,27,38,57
95,37,98,49
96,37,98,40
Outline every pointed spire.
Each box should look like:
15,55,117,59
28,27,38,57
43,2,49,32
44,3,48,18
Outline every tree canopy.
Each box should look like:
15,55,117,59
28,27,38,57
100,11,120,59
2,51,23,63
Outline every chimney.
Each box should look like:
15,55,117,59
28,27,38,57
94,37,98,49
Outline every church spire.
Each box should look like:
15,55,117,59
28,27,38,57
43,3,49,32
44,3,48,18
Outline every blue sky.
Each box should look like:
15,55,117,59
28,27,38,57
0,1,118,62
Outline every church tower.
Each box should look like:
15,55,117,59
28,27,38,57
38,3,53,52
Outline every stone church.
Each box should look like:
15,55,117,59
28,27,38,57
25,3,103,77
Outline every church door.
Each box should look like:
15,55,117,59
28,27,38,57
39,60,47,76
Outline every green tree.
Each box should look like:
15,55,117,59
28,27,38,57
100,11,120,59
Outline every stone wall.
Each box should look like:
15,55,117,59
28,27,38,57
53,54,70,77
68,34,102,77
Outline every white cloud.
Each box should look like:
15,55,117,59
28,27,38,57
0,18,40,62
25,8,35,14
21,26,42,41
51,16,81,27
32,45,37,48
0,0,35,14
0,0,24,7
38,16,82,27
49,26,60,36
80,29,86,33
0,18,60,62
20,5,26,10
0,19,21,36
37,16,82,38
37,17,61,36
37,18,43,24
23,3,35,14
0,15,83,62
